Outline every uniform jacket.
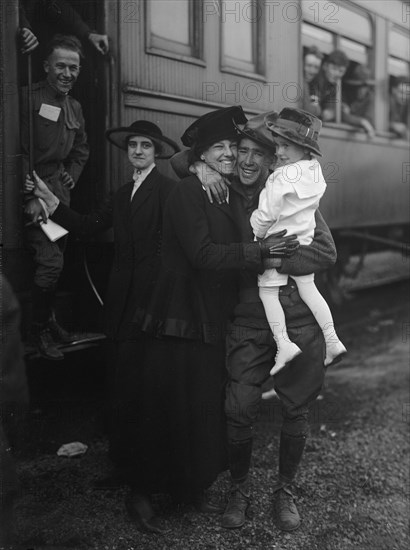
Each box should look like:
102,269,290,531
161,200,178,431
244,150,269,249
51,167,175,340
315,72,338,120
134,175,264,344
342,88,375,127
21,80,89,205
301,78,321,117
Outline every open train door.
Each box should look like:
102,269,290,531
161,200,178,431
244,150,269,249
68,0,111,210
1,1,23,285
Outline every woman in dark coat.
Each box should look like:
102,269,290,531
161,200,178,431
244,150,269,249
27,121,180,532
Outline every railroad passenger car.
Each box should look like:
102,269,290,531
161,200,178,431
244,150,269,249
1,0,409,327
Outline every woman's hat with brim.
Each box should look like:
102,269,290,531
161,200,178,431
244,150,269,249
344,64,375,86
233,111,277,151
265,108,322,157
105,120,180,159
181,106,248,153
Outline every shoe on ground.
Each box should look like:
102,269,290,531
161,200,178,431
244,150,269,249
270,342,302,376
221,483,250,529
125,492,166,534
324,340,347,367
193,489,224,514
32,325,64,360
274,486,301,531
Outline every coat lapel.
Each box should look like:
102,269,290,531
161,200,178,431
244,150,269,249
116,181,134,225
212,198,237,226
130,168,158,217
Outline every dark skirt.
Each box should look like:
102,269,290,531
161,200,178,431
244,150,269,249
108,335,228,501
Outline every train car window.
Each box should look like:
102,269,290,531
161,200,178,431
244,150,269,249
220,0,265,77
302,1,371,46
388,27,410,75
146,0,202,60
302,0,373,126
301,22,333,54
339,37,368,65
387,26,409,140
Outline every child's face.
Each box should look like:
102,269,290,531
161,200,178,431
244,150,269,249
274,136,307,165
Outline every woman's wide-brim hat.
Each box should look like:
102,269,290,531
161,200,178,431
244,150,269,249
234,111,277,150
265,108,322,157
181,105,248,152
344,64,375,86
105,120,180,159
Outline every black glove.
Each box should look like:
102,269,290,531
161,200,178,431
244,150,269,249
258,230,300,258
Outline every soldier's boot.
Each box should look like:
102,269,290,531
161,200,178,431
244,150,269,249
273,432,306,531
273,484,300,531
222,479,251,529
193,489,225,514
31,286,64,360
48,310,78,344
32,323,64,360
222,438,253,529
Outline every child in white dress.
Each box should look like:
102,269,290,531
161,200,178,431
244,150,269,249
250,108,346,375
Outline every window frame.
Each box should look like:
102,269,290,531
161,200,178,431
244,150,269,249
145,0,204,66
301,0,375,126
219,0,266,81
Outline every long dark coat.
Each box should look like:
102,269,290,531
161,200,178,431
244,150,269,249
135,175,263,344
51,167,175,340
126,175,265,500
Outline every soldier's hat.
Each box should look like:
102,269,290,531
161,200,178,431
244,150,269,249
105,120,180,159
344,64,375,86
233,111,277,151
265,108,322,157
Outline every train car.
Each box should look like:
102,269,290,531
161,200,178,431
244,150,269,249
1,0,409,333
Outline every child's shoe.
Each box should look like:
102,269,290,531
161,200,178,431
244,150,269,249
270,342,302,376
324,340,347,367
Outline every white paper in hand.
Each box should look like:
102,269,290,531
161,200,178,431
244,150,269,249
40,219,68,242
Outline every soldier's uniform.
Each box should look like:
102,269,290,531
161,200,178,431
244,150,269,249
21,79,89,355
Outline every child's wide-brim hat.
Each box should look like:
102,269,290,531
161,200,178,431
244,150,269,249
106,120,180,159
233,111,277,151
265,108,322,157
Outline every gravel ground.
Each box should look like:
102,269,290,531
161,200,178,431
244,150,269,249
12,284,410,550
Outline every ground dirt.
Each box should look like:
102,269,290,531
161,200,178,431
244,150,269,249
12,283,410,550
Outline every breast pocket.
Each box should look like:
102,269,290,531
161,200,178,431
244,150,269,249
35,114,59,152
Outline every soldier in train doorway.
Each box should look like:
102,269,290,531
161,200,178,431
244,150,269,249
23,34,89,360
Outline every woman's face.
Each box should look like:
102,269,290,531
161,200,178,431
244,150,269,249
127,136,156,170
201,139,237,176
